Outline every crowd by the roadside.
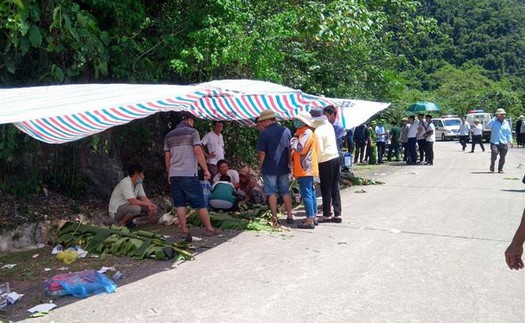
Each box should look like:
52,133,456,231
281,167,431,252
108,106,349,240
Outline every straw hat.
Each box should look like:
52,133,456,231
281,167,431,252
293,111,313,127
258,110,276,122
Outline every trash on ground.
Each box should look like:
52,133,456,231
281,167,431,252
0,282,10,294
56,250,78,264
1,264,16,269
68,245,88,258
112,271,124,280
354,189,367,193
32,254,39,258
27,303,57,314
51,244,63,255
97,266,116,273
4,291,23,304
158,213,178,225
192,236,203,241
44,270,117,298
44,268,51,271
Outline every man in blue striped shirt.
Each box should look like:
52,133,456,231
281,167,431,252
487,108,513,173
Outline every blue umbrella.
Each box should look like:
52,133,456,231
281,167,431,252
407,101,441,113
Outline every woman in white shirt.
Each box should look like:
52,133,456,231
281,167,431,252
470,119,485,152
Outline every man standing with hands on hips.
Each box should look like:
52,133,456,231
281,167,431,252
487,108,513,173
201,121,225,179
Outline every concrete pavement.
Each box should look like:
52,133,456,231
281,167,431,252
28,142,525,323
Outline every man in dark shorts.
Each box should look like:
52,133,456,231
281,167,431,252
164,111,219,241
256,110,293,224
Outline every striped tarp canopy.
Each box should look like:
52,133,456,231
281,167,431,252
0,79,390,144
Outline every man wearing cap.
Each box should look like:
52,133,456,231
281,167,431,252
469,119,485,153
201,121,225,179
310,106,343,223
256,109,293,224
487,108,513,173
164,111,219,240
290,111,318,229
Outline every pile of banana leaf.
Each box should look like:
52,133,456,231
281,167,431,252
187,204,284,233
340,172,385,186
56,222,193,261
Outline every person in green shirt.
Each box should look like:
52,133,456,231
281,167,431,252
367,121,378,165
209,175,238,211
387,120,401,161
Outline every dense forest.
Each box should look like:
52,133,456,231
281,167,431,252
1,0,524,202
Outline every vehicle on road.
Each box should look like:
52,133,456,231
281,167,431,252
432,116,462,141
466,110,493,142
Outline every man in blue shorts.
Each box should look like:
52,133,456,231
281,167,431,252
164,111,219,241
256,110,293,225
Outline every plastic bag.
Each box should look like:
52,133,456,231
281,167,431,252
56,250,78,264
44,270,117,298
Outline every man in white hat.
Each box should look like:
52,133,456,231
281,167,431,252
486,108,513,173
290,111,318,229
255,109,293,225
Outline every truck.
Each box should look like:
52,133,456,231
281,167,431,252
465,110,493,142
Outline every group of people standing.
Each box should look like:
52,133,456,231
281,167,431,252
109,106,346,239
255,106,343,229
352,114,435,166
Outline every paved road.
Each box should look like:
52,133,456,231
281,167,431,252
29,142,525,323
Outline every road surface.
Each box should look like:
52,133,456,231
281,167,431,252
29,142,525,323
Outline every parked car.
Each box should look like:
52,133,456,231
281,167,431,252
465,110,493,142
432,116,462,141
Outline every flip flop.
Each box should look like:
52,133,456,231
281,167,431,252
285,217,294,224
297,222,315,229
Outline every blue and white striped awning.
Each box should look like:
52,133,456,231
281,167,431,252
0,79,390,144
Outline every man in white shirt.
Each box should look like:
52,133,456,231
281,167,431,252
469,119,485,153
407,115,418,165
416,114,427,163
201,121,225,179
310,106,343,223
375,120,388,164
108,164,158,227
458,117,471,151
212,159,240,188
423,115,435,165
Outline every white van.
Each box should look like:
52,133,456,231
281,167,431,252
465,110,493,142
432,116,462,141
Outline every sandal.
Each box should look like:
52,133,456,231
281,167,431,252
297,222,315,229
181,232,192,242
285,217,294,224
331,216,342,223
204,229,220,237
